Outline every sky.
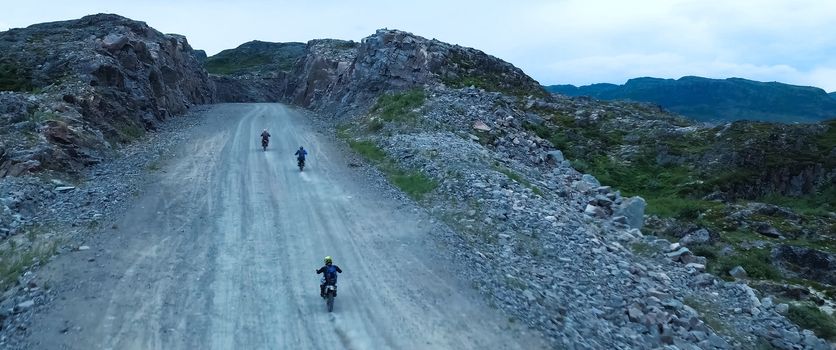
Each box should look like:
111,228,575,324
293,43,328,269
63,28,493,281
2,0,835,92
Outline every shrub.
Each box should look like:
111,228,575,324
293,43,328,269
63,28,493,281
348,140,386,162
347,139,437,200
786,303,836,340
389,171,438,200
713,249,780,280
371,89,426,122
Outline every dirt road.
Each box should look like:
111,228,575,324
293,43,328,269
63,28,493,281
23,104,546,349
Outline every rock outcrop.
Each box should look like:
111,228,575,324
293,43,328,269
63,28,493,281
772,245,836,285
281,29,548,119
0,13,214,176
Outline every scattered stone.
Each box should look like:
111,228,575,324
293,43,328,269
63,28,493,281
545,150,564,163
685,263,706,272
755,223,782,238
584,204,606,218
680,228,710,246
614,196,646,229
775,303,789,314
472,120,491,131
665,247,692,262
14,300,34,313
729,266,748,279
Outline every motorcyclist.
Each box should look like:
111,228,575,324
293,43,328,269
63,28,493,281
316,256,342,298
294,146,308,167
260,129,271,146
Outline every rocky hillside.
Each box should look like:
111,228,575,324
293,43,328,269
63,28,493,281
281,30,548,117
207,41,305,102
547,77,836,123
209,29,548,111
209,29,835,348
0,14,214,178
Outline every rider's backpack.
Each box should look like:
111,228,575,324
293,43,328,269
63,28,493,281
324,265,338,283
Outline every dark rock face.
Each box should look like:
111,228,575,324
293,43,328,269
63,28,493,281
212,73,290,102
282,29,548,119
0,13,214,176
772,245,836,285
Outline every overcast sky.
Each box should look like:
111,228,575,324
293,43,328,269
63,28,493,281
2,0,835,91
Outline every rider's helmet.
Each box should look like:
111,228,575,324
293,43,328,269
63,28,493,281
324,256,332,265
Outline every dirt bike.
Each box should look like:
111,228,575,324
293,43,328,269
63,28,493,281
261,138,268,151
323,283,337,312
297,157,305,171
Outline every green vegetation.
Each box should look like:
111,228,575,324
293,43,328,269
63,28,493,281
390,172,438,199
347,139,437,200
630,241,656,257
683,296,731,335
147,159,161,171
786,303,836,341
203,41,306,75
205,54,272,75
371,89,426,123
442,51,548,98
0,240,57,291
760,186,836,217
710,248,780,280
347,140,386,162
114,120,146,141
0,58,34,92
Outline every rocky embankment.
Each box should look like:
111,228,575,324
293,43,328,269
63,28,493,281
0,14,214,238
269,29,833,348
0,14,213,178
282,30,547,118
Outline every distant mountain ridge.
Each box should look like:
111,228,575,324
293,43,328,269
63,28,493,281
546,77,836,123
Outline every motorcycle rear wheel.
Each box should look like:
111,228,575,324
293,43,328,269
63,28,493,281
326,294,334,312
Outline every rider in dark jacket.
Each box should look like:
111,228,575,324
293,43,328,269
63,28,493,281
295,146,307,160
295,146,308,168
316,256,342,297
261,129,271,145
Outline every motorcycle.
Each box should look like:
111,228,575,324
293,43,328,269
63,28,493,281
261,138,268,152
323,283,337,312
297,157,305,171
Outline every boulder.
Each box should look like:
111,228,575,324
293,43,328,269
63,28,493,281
755,223,783,238
614,196,646,229
729,266,748,279
473,120,491,131
584,204,607,218
680,228,710,246
771,245,836,285
665,247,692,262
545,150,564,164
581,174,601,187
